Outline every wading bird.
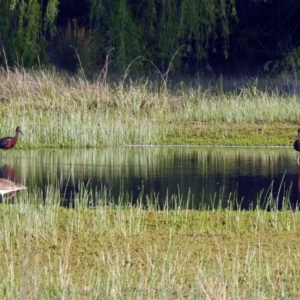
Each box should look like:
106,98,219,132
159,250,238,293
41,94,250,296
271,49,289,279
294,128,300,165
0,178,27,202
0,127,23,156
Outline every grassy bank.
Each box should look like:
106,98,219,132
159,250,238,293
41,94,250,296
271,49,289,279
0,68,299,148
0,198,299,299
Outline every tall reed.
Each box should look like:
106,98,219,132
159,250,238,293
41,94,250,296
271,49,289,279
0,67,298,147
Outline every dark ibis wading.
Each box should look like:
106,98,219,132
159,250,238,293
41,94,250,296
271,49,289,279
294,128,300,152
0,127,23,156
294,140,300,152
294,128,300,165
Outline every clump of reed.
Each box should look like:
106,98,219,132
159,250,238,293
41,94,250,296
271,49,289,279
0,67,299,147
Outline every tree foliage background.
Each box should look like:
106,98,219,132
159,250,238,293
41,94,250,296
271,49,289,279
0,0,300,77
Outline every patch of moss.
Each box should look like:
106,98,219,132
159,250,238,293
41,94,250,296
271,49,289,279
159,122,297,146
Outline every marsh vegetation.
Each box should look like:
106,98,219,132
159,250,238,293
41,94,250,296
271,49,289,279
0,68,299,148
1,195,300,299
1,68,300,298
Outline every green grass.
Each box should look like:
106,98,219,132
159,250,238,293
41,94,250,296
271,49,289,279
0,192,300,299
0,67,299,148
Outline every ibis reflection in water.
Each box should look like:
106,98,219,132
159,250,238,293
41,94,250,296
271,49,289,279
293,128,300,165
0,127,23,157
0,178,27,202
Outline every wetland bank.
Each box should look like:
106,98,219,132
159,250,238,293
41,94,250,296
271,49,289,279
1,68,300,298
1,205,300,299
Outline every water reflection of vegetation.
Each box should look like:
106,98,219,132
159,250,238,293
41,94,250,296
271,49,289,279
12,146,295,177
1,147,297,209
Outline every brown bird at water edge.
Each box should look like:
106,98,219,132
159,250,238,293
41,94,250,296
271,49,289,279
293,128,300,165
0,127,23,157
0,178,27,203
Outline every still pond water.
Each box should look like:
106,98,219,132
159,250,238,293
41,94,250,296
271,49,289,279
1,147,300,210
